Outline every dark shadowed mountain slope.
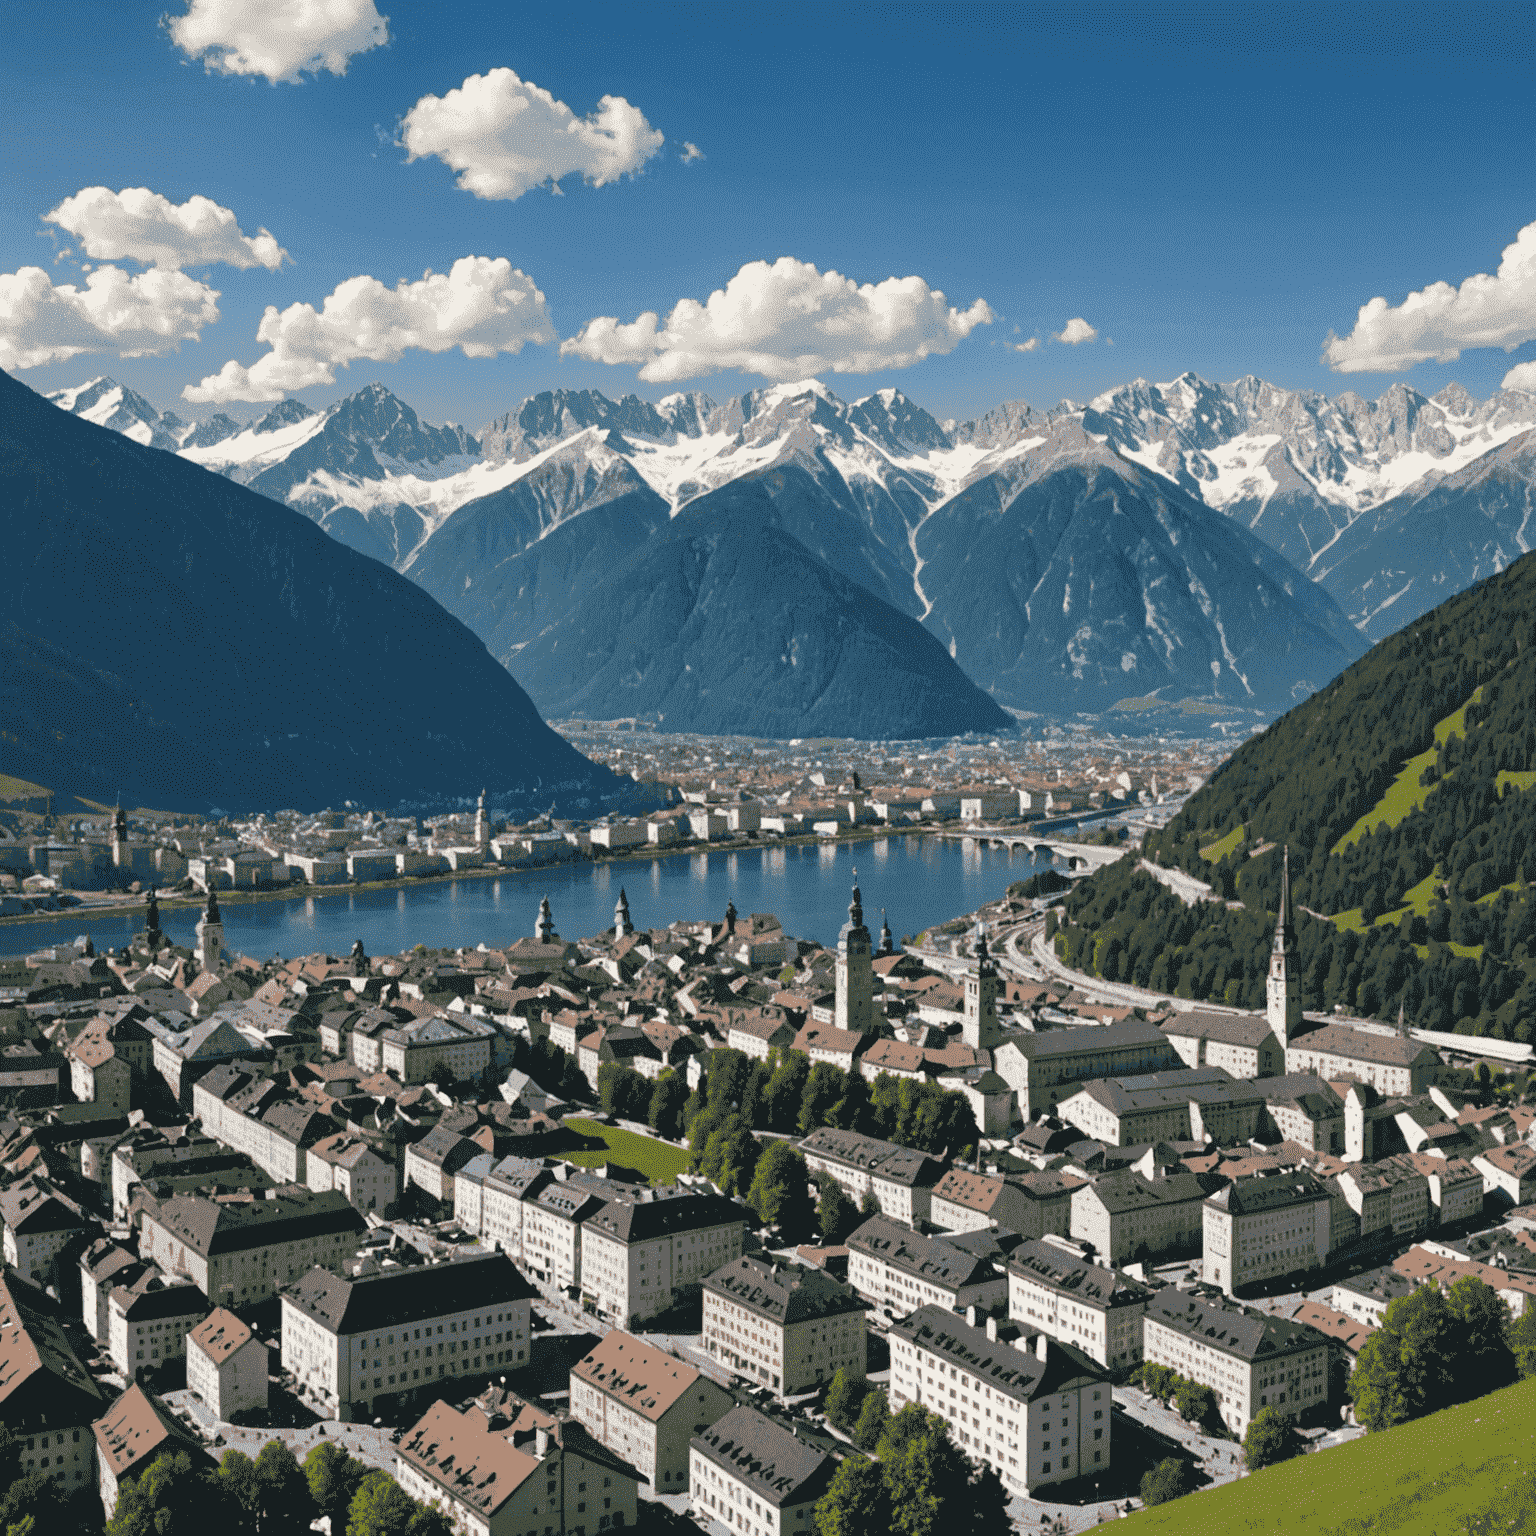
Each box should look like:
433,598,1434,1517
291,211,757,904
511,478,1012,740
1312,429,1536,640
914,425,1366,714
0,368,613,814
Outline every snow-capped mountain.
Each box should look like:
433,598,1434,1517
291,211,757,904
1082,372,1536,573
45,377,236,453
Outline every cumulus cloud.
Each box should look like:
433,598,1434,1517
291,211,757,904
166,0,388,83
680,142,704,164
401,67,664,201
1052,317,1098,345
1013,337,1040,352
1324,221,1536,373
1504,359,1536,392
0,264,220,369
43,186,286,271
182,255,554,402
561,257,994,383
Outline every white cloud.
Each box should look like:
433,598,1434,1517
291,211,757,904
0,264,220,369
1052,317,1098,345
1324,221,1536,373
43,186,286,271
680,142,704,164
182,255,554,402
167,0,388,83
400,67,664,202
1013,337,1040,352
1504,359,1536,392
561,257,994,383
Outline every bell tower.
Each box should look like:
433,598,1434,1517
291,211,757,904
835,871,874,1036
194,888,224,974
963,925,1002,1050
614,887,634,940
535,895,557,944
1266,845,1303,1049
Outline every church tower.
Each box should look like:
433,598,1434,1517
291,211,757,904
835,871,874,1036
877,908,895,958
474,789,488,850
614,887,634,940
112,802,128,868
144,888,163,954
535,895,557,944
963,925,1002,1050
1266,845,1303,1048
194,888,224,974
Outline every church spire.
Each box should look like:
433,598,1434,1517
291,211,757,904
614,886,633,940
1273,845,1293,952
535,894,556,943
1266,844,1302,1049
877,907,895,957
848,869,864,931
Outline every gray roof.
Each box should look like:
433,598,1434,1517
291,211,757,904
1007,1239,1150,1309
798,1127,945,1188
1333,1265,1416,1303
704,1255,867,1326
1004,1019,1175,1061
143,1186,363,1257
1069,1068,1262,1117
1289,1024,1435,1067
1206,1169,1331,1216
1146,1293,1331,1362
890,1304,1108,1405
1162,1011,1277,1048
690,1406,834,1507
282,1251,536,1335
847,1215,999,1290
1259,1073,1345,1117
583,1193,747,1245
1081,1168,1218,1214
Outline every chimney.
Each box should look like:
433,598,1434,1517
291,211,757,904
535,1427,549,1458
1035,1332,1049,1363
985,1315,998,1342
966,1305,978,1328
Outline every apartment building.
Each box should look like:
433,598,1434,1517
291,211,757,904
110,1129,225,1220
889,1306,1112,1495
192,1066,334,1183
1057,1067,1263,1148
1257,1073,1345,1154
523,1181,606,1292
80,1239,148,1342
395,1391,640,1536
928,1167,1080,1239
1284,1024,1437,1098
186,1307,268,1421
579,1192,747,1326
726,1012,798,1060
107,1276,208,1376
702,1255,867,1398
689,1406,835,1536
993,1021,1182,1118
1332,1265,1416,1327
1387,1152,1483,1226
381,1014,496,1084
306,1130,398,1214
1331,1161,1432,1246
404,1125,482,1202
1202,1170,1333,1294
1142,1293,1330,1436
1006,1239,1150,1369
0,1272,105,1495
1475,1143,1536,1206
1069,1169,1214,1266
456,1155,550,1258
846,1215,1008,1317
1160,1011,1282,1079
798,1127,947,1226
281,1251,537,1421
137,1186,365,1306
570,1329,734,1489
1,1182,90,1285
93,1383,205,1515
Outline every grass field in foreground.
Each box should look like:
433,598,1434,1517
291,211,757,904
560,1117,692,1186
1118,1376,1536,1535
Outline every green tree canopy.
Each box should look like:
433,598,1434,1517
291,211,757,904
253,1437,313,1532
816,1173,858,1244
823,1367,868,1432
1444,1275,1517,1400
648,1072,688,1139
878,1408,972,1536
813,1456,892,1536
852,1387,891,1450
1140,1458,1192,1506
747,1140,812,1231
306,1441,367,1530
347,1472,420,1536
1510,1298,1536,1380
1349,1284,1460,1431
107,1450,219,1536
1242,1407,1297,1471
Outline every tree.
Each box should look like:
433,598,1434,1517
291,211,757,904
852,1387,890,1450
957,1466,1011,1536
107,1450,218,1536
747,1140,813,1234
1444,1275,1517,1400
800,1062,846,1135
765,1052,810,1132
698,1114,760,1197
1172,1377,1219,1432
858,1189,880,1219
1510,1299,1536,1380
306,1442,366,1532
1242,1407,1297,1471
254,1437,313,1532
816,1174,858,1244
813,1456,892,1536
1139,1458,1192,1506
648,1072,688,1140
880,1410,973,1536
0,1472,71,1536
217,1449,261,1535
823,1367,867,1432
876,1401,934,1460
1349,1284,1459,1431
347,1472,420,1536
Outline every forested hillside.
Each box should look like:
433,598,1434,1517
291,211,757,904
1053,552,1536,1041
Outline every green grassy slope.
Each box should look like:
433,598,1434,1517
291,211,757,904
559,1116,691,1185
1120,1376,1536,1535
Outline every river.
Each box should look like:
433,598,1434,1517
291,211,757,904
2,834,1053,960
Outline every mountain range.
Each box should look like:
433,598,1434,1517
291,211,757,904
45,369,1536,731
3,369,617,814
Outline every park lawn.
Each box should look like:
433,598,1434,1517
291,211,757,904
1119,1375,1536,1535
561,1117,691,1186
1200,826,1246,863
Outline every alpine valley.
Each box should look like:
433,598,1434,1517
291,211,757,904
45,370,1536,732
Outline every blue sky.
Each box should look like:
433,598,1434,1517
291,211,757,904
3,0,1533,428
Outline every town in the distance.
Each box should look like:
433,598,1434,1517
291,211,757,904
2,719,1533,1536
